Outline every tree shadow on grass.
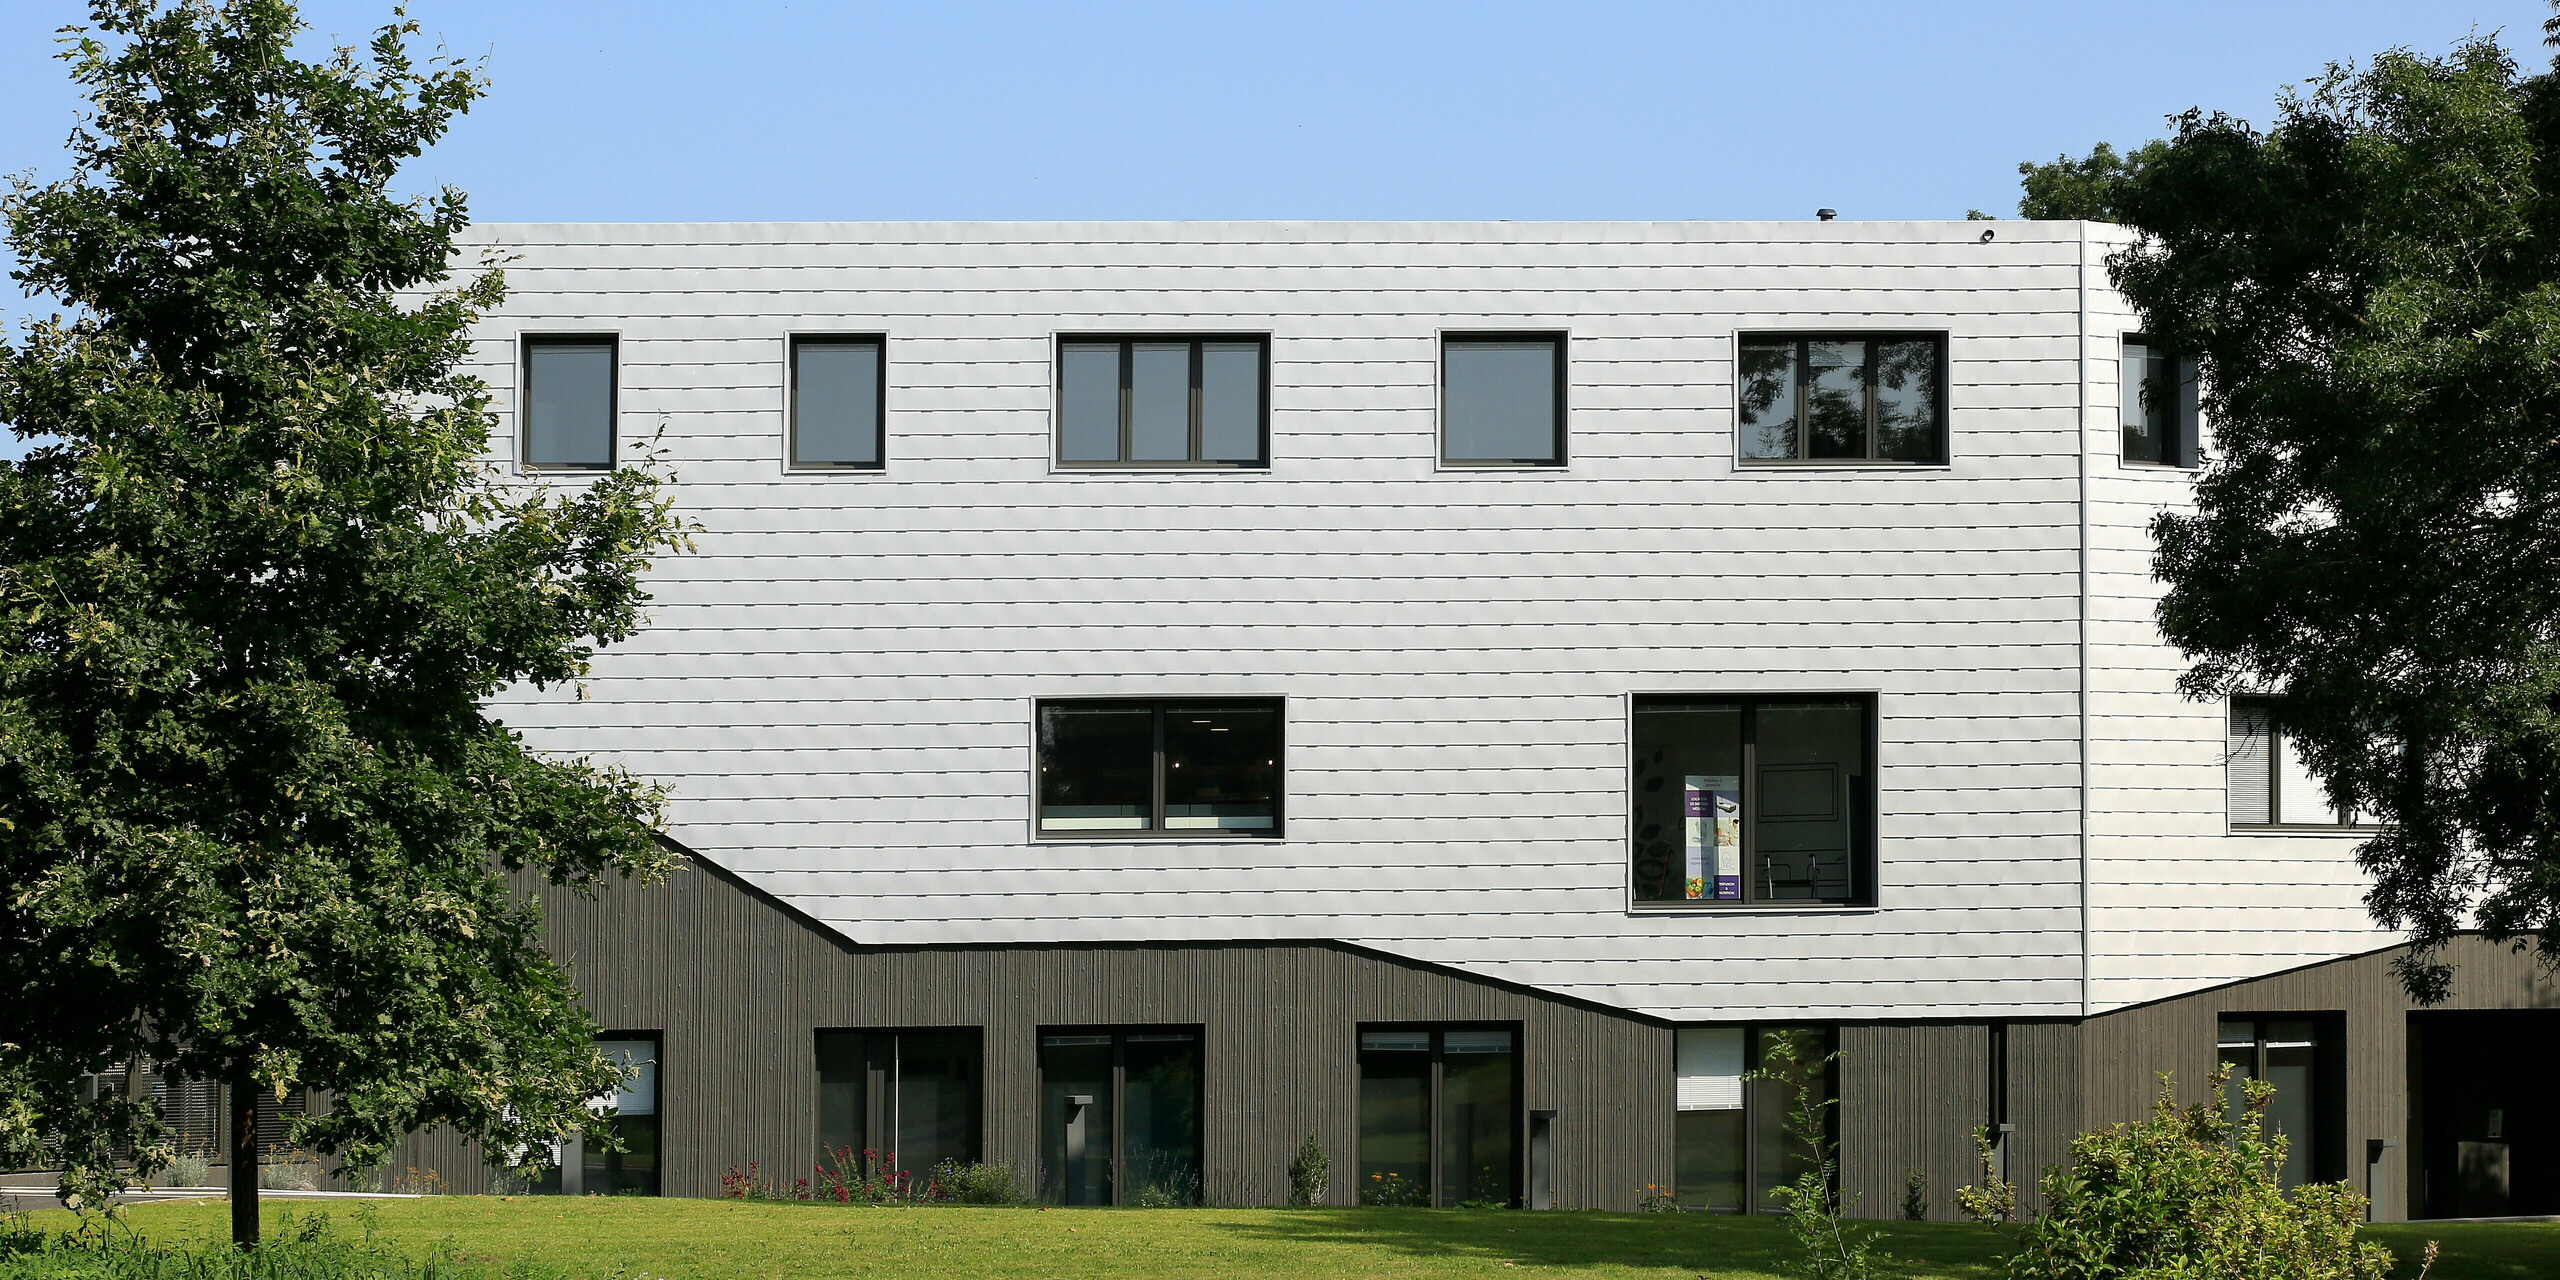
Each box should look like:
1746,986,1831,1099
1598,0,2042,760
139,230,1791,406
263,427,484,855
1206,1209,2009,1278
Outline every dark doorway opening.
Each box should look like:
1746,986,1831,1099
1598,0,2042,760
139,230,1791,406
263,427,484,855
2409,1010,2560,1218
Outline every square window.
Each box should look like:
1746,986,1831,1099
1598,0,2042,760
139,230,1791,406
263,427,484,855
1630,696,1874,905
1737,335,1946,465
2122,336,2199,466
791,336,885,469
1055,338,1268,467
1037,699,1282,838
1442,334,1565,466
815,1028,981,1181
2228,698,2364,829
522,336,616,470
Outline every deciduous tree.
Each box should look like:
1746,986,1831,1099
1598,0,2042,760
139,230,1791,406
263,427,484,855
0,0,688,1244
2031,26,2560,1000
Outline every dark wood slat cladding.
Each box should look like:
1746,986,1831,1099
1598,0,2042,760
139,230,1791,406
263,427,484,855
2077,936,2560,1222
2001,1020,2079,1217
391,859,1673,1207
1836,1024,1986,1221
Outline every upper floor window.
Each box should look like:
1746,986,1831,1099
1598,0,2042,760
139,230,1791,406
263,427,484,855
1737,335,1946,465
1037,699,1282,838
1441,334,1566,467
2122,336,2198,467
522,335,617,470
2228,698,2365,829
1057,337,1267,468
792,335,886,469
1631,695,1874,905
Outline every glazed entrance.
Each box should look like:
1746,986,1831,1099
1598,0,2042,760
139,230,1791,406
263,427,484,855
2409,1010,2560,1218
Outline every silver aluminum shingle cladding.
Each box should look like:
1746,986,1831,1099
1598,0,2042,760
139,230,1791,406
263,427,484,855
449,220,2402,1028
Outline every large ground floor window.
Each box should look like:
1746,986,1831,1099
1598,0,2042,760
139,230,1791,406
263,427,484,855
816,1028,982,1179
1358,1026,1520,1207
1038,1027,1203,1206
1674,1025,1832,1213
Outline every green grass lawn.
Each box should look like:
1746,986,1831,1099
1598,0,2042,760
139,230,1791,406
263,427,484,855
9,1197,2557,1279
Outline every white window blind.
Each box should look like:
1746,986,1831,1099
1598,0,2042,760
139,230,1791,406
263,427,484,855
2228,704,2273,825
1675,1027,1745,1111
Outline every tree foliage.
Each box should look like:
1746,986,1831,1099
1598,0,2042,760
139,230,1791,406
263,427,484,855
2016,140,2171,221
2041,27,2560,1000
0,0,689,1228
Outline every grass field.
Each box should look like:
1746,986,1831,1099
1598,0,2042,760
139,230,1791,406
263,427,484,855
9,1196,2559,1279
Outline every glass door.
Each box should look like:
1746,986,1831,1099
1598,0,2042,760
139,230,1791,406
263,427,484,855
1038,1028,1202,1206
1356,1027,1520,1207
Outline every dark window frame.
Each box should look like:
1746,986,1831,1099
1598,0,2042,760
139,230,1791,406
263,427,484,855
589,1029,662,1196
1628,693,1881,909
519,333,619,472
1033,697,1285,840
1671,1024,1838,1214
1053,334,1272,469
1035,1024,1206,1207
1356,1021,1526,1208
2228,697,2365,831
1734,331,1950,467
2216,1012,2346,1186
2120,333,2200,469
789,333,889,471
1439,331,1570,468
813,1026,983,1176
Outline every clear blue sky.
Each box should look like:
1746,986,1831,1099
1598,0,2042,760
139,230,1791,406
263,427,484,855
1,0,2548,455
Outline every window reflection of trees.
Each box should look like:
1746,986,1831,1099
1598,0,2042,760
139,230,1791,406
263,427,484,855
1737,340,1797,459
1737,336,1942,463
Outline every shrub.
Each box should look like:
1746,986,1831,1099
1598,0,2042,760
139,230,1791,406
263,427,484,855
930,1159,1029,1206
1996,1068,2394,1280
1901,1168,1929,1221
1954,1125,2014,1226
160,1148,210,1189
257,1150,321,1192
1287,1133,1330,1207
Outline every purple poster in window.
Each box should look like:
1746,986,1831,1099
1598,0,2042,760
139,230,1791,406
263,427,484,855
1685,775,1742,900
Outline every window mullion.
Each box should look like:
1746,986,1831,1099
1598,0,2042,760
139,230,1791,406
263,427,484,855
1864,339,1880,461
1118,342,1134,464
1740,704,1759,902
1189,342,1205,464
1795,340,1811,461
1152,706,1168,834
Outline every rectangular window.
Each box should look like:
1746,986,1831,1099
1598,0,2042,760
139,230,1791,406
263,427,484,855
1038,1028,1202,1206
1737,335,1946,465
522,336,617,470
2219,1016,2341,1190
2229,698,2363,829
1675,1026,1834,1213
1358,1026,1520,1207
2121,336,2199,467
1442,334,1566,466
814,1029,981,1179
588,1035,660,1195
1631,696,1874,905
1055,337,1268,467
1036,699,1282,838
791,335,886,469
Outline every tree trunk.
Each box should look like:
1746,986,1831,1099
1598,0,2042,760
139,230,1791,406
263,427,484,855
228,1066,259,1247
